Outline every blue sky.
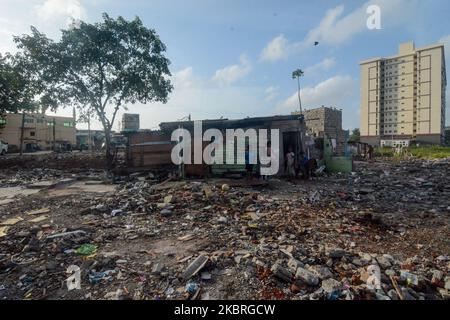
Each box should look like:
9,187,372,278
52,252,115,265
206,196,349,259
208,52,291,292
1,0,449,130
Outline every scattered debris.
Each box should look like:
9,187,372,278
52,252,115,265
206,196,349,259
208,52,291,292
0,158,449,300
182,255,209,280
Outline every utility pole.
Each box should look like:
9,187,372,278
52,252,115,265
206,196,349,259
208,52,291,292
88,115,92,153
19,113,25,156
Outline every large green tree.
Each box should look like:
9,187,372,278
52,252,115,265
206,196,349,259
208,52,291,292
348,128,361,143
15,13,173,166
0,53,38,115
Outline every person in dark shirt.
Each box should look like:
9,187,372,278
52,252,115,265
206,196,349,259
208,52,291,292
245,145,253,180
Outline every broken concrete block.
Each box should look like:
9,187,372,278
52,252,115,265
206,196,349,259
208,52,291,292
308,265,333,280
387,289,399,300
438,288,450,300
160,209,173,217
164,195,173,204
46,230,87,239
445,278,450,291
287,258,303,273
201,272,212,280
326,248,346,259
377,254,393,269
202,186,214,199
431,270,444,286
152,263,164,275
321,278,342,293
359,252,373,263
295,267,319,286
400,270,419,286
0,226,8,238
182,255,208,280
271,263,294,283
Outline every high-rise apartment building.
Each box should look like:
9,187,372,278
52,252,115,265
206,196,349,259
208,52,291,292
360,42,446,146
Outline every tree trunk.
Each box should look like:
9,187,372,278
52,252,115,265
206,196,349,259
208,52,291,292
104,128,113,169
297,77,302,114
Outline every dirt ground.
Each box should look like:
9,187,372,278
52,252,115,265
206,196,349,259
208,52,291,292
0,158,449,300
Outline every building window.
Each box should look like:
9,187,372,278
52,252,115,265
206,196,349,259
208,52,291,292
37,119,44,124
30,131,35,137
63,121,74,127
47,121,54,126
0,118,6,125
24,118,34,124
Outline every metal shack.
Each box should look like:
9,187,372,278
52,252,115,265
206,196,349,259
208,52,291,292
123,115,307,177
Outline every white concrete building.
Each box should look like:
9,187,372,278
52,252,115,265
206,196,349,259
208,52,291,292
360,42,446,145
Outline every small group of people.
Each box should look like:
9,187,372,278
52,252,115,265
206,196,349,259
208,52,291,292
285,146,317,180
366,144,374,161
243,143,317,180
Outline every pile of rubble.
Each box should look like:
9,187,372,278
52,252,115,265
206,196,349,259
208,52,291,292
0,158,449,300
0,152,107,170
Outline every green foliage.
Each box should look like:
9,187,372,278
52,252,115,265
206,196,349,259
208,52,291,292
408,145,450,159
0,53,38,114
348,128,360,143
292,69,304,79
374,147,394,157
374,145,450,159
14,13,173,165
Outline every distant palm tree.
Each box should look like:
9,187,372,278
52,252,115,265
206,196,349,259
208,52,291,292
292,68,304,114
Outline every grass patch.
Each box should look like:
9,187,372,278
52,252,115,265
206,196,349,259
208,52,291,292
374,147,394,157
408,145,450,159
374,145,450,159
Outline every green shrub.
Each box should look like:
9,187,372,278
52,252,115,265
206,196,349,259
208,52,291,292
408,145,450,159
374,147,394,157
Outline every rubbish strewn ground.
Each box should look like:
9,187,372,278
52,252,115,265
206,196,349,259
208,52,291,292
0,156,449,300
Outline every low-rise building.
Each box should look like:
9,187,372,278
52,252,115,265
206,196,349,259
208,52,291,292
76,129,106,150
293,106,347,154
0,113,76,152
121,113,140,132
124,114,307,176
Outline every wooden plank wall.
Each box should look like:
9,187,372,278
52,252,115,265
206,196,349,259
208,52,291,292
127,132,174,168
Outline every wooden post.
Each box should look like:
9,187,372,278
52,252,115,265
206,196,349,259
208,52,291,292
19,113,25,156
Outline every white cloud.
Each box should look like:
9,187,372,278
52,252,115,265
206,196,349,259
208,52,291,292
278,75,356,110
301,0,416,47
212,54,251,86
260,0,416,61
35,0,87,25
66,66,276,131
259,34,289,62
172,67,195,90
127,66,274,130
304,58,336,75
0,26,18,54
0,1,89,54
264,86,279,101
